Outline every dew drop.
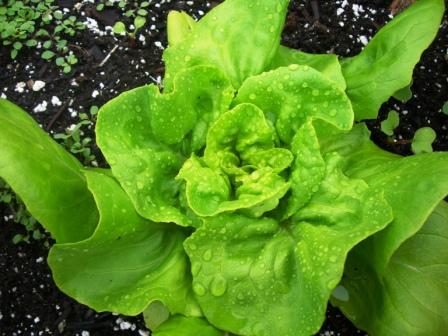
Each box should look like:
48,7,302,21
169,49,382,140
249,93,257,100
191,262,202,276
210,275,227,297
193,282,206,296
202,249,213,261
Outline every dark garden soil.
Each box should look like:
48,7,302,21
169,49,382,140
0,0,447,335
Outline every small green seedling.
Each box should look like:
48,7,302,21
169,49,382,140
380,110,400,136
411,127,436,154
53,106,98,165
0,0,84,73
0,178,46,244
113,16,146,39
393,81,413,102
442,101,448,115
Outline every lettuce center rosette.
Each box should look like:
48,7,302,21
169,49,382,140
177,103,292,218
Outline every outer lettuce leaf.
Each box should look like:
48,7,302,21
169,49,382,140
163,0,289,90
164,9,345,90
153,316,224,336
184,152,392,336
342,0,445,120
323,124,448,334
333,202,448,336
234,65,353,144
48,171,201,317
270,46,346,90
0,98,98,243
343,144,448,272
96,66,233,226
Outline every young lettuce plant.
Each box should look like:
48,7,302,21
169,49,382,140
0,0,447,335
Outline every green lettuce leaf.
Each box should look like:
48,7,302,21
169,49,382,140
234,65,353,144
177,104,291,218
324,124,448,334
343,146,448,272
184,152,392,336
286,119,325,218
153,316,224,336
167,10,196,46
163,0,289,90
96,66,233,226
48,171,200,317
342,0,445,120
0,98,98,243
270,46,346,90
333,202,448,335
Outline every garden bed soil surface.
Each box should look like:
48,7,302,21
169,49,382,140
0,0,447,335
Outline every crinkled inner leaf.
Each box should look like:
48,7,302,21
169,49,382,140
286,119,325,218
96,66,234,226
163,0,289,90
177,104,291,218
235,65,353,144
48,171,200,317
184,153,392,336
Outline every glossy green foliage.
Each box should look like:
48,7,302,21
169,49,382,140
0,98,98,243
49,171,200,317
178,104,291,218
184,157,392,336
163,0,289,89
333,202,448,336
96,66,234,226
167,11,196,46
342,0,444,120
0,0,447,335
270,46,346,90
235,65,353,143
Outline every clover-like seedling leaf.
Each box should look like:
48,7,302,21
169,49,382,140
113,21,126,34
412,127,436,154
380,110,400,136
392,82,413,102
442,101,448,115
